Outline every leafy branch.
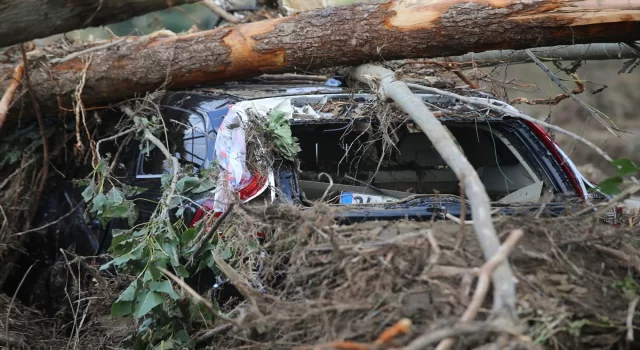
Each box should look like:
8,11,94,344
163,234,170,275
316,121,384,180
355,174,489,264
81,110,228,349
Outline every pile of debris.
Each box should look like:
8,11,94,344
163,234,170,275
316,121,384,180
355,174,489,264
202,208,639,349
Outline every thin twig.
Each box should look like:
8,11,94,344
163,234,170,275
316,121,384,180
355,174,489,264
21,45,49,225
174,6,203,25
188,203,235,267
201,0,240,23
627,296,639,341
109,133,134,172
510,73,584,106
406,83,613,162
445,212,473,225
195,324,233,344
158,267,240,326
593,184,640,219
12,202,82,236
591,244,640,276
404,321,522,350
50,37,126,64
426,230,441,265
524,49,618,136
96,129,135,161
444,57,478,89
0,158,36,190
0,60,24,129
435,229,524,350
5,262,36,349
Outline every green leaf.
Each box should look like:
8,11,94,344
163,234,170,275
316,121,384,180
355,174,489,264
91,193,108,213
150,280,180,300
181,228,197,245
107,187,126,205
191,177,216,194
133,291,164,319
100,252,136,270
117,281,138,302
103,203,130,218
176,176,200,193
110,231,132,247
161,173,172,189
612,158,639,177
220,246,233,260
153,340,177,350
95,159,109,176
112,300,134,317
597,176,623,195
175,265,190,278
127,205,139,227
81,183,95,203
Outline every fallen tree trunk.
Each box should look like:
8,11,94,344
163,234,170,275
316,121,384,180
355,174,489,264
0,0,200,48
2,0,640,124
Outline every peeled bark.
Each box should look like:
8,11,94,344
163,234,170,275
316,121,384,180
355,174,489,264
2,0,640,124
0,0,199,48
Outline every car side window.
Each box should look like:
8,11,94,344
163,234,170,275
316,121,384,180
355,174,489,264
136,110,210,176
182,113,208,168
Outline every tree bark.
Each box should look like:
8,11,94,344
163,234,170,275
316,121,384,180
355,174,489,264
0,0,199,48
2,0,640,124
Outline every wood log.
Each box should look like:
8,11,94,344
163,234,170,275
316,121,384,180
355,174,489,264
2,0,640,125
0,0,200,48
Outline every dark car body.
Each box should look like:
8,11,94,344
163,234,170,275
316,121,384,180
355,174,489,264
98,84,613,250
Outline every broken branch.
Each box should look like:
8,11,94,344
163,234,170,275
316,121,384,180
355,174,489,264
510,73,584,106
524,49,618,136
435,229,524,350
201,0,240,23
446,43,639,67
0,61,24,130
351,64,517,317
404,321,522,350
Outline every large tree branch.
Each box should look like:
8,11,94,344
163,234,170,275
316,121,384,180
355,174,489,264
351,64,518,317
2,0,640,125
445,43,640,66
0,0,200,48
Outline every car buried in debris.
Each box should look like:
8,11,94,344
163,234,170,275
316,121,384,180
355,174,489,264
100,82,615,250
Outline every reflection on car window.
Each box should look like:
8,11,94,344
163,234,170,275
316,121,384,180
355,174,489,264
182,113,208,168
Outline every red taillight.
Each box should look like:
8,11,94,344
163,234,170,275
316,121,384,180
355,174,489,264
238,174,268,201
188,173,269,241
189,199,216,228
523,121,584,199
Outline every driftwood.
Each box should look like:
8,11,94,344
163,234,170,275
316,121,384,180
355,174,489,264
1,0,640,125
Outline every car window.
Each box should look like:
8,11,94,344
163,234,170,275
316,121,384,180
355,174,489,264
136,109,210,176
181,113,208,168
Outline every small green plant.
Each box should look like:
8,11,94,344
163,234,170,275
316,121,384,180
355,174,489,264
82,114,226,349
592,158,639,195
266,110,301,161
612,274,639,299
